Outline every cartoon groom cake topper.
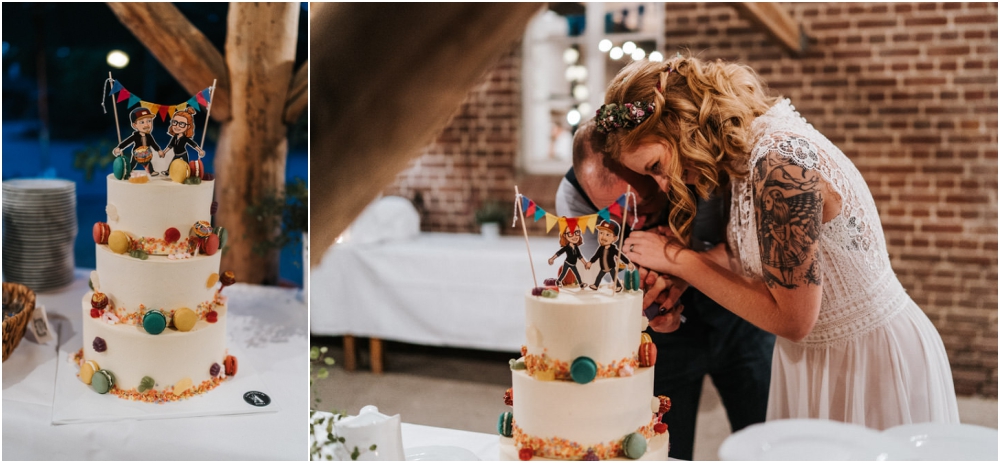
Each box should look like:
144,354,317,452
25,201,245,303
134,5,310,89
113,107,161,176
588,219,633,291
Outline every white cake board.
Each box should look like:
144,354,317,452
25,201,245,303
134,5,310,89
51,332,279,425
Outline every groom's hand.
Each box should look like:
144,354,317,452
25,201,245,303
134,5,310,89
648,303,685,333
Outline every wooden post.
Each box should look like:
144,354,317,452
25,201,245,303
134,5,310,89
370,338,384,375
213,3,299,284
343,335,357,372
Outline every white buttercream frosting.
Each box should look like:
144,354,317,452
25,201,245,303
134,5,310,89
82,293,227,391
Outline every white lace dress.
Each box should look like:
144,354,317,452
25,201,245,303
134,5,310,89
727,99,960,429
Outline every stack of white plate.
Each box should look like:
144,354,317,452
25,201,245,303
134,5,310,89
2,178,77,292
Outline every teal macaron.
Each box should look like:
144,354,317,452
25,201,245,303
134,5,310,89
142,310,167,335
570,356,598,384
497,411,513,437
113,155,130,180
91,369,115,394
622,432,647,459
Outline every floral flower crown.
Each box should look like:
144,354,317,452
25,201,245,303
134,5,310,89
595,62,676,134
594,101,656,133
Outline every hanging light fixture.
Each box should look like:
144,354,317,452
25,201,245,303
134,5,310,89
598,39,613,52
106,50,130,69
622,41,637,54
649,51,664,62
609,47,624,60
632,48,646,60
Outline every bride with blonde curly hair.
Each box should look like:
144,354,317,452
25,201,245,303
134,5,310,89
604,54,958,428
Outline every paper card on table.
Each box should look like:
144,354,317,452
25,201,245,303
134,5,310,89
25,304,55,345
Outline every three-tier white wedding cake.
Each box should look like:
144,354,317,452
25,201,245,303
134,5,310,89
78,171,236,401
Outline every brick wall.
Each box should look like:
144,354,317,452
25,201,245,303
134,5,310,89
385,2,998,397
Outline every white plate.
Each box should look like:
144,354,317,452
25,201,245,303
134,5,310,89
405,445,480,461
719,419,917,461
883,423,998,461
2,178,75,190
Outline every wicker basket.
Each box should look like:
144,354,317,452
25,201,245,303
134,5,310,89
3,282,37,362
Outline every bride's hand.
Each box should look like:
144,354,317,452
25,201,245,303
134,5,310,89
624,231,686,276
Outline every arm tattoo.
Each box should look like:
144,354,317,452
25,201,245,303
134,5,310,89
753,145,824,289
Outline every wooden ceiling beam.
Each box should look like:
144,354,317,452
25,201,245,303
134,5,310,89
732,2,808,56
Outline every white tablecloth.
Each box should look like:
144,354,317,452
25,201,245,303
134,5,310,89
2,269,308,460
310,233,560,351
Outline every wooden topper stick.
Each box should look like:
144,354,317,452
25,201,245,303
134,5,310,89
514,186,538,288
613,185,633,295
109,72,122,143
200,79,216,148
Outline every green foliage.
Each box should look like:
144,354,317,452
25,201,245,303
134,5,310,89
72,139,117,182
309,346,377,461
475,200,509,225
247,177,308,257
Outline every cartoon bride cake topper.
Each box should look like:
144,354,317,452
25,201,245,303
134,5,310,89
513,186,639,295
103,72,215,184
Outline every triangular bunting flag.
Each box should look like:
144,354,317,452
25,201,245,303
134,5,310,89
201,88,212,104
177,102,188,111
196,92,208,108
141,102,159,115
157,104,170,121
616,194,628,208
558,217,567,235
168,105,178,118
566,217,579,233
520,196,530,213
598,208,611,223
608,202,622,217
109,80,123,95
545,213,558,233
116,88,131,103
187,97,201,111
586,214,598,232
533,207,546,222
526,200,536,218
128,94,141,108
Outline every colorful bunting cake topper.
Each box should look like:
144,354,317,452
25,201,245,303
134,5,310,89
513,186,639,294
104,73,216,183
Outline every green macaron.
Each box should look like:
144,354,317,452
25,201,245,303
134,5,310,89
142,310,167,335
570,356,598,384
622,432,647,459
113,156,130,180
497,411,513,437
91,369,115,394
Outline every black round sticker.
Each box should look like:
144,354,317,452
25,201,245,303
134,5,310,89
243,391,271,407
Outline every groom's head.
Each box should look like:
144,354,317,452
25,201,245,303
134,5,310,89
572,119,667,230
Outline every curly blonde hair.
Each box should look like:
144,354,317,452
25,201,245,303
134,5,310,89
601,54,776,244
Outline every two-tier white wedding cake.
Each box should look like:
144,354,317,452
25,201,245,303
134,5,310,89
498,286,670,460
